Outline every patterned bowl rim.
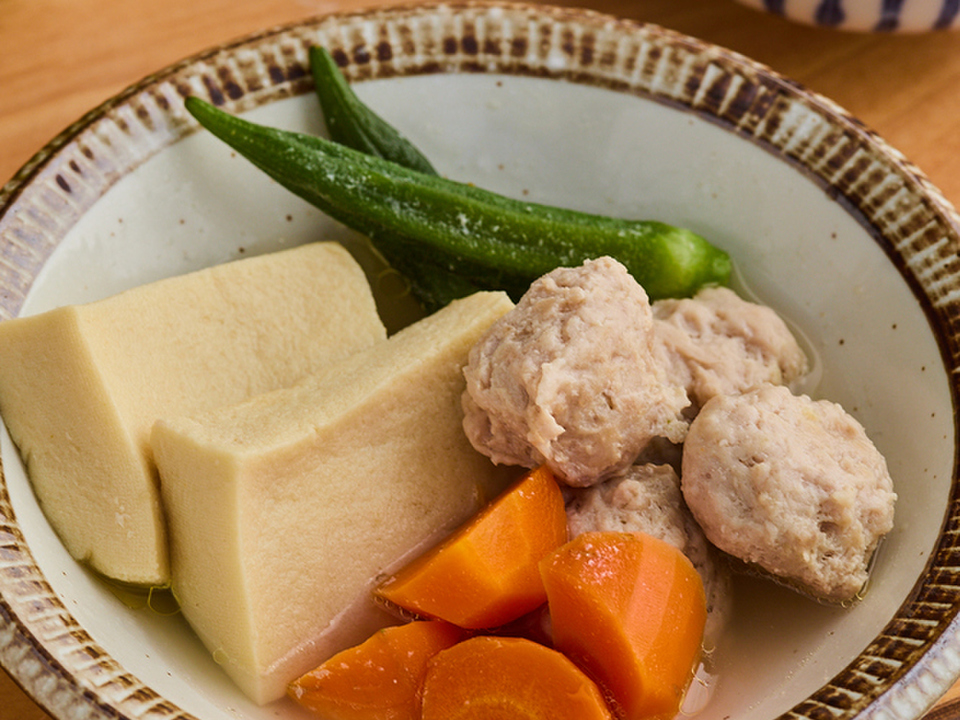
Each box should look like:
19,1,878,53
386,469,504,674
2,2,960,719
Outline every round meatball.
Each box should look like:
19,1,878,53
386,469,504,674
462,257,689,487
653,287,808,413
681,384,896,603
565,463,731,648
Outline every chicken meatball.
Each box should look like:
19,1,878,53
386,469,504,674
462,257,689,487
681,384,896,602
566,463,731,648
653,287,808,413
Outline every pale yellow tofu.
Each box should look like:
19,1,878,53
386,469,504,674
0,242,386,586
151,291,517,705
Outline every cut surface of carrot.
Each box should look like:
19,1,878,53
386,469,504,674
287,619,464,720
540,531,706,720
375,465,567,629
421,635,613,720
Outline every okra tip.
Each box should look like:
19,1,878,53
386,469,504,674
184,95,216,124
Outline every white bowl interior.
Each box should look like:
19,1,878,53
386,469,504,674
2,71,953,719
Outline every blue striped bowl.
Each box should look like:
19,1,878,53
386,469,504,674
736,0,960,31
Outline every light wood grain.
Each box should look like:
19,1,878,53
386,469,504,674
2,1,960,718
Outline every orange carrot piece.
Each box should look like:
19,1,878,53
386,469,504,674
376,465,567,629
421,635,613,720
539,531,706,720
287,620,465,720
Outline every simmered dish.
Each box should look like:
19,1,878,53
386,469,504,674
0,50,898,719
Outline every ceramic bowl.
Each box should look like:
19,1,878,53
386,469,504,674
734,0,960,32
3,2,960,719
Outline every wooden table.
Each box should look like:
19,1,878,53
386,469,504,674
2,0,960,717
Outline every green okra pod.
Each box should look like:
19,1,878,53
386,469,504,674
185,96,731,305
310,45,477,310
310,45,437,175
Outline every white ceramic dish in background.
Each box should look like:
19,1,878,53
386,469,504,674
2,2,960,719
734,0,960,32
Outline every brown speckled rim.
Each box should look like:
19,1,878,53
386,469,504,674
2,2,960,719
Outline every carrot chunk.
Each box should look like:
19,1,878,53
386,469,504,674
539,531,706,720
421,635,613,720
287,620,464,720
376,465,567,629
